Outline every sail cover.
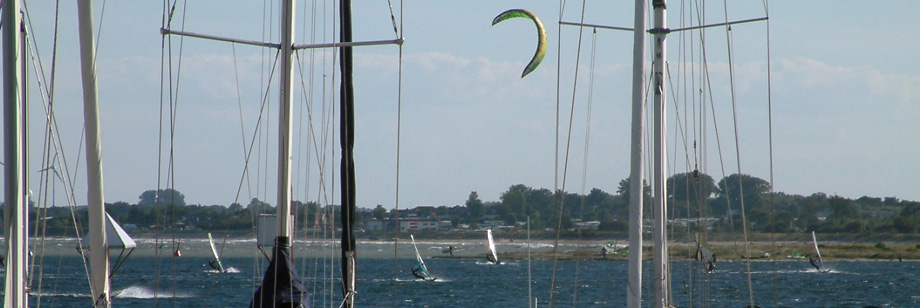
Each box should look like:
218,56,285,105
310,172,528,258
250,236,310,308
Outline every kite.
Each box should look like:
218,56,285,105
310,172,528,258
492,9,547,78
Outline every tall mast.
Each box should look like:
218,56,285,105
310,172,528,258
339,0,358,306
277,0,296,241
77,0,111,306
650,0,670,307
626,0,647,307
3,0,29,306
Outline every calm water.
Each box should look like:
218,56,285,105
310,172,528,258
8,238,917,307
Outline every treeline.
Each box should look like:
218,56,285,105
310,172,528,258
24,189,344,235
12,172,920,236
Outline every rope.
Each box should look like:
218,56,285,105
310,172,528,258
389,0,404,306
570,27,598,308
722,12,758,308
548,0,587,305
762,1,778,307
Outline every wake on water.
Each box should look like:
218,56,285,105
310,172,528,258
204,266,242,274
113,285,194,299
475,261,518,266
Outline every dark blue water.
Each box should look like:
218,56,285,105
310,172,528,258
18,254,919,307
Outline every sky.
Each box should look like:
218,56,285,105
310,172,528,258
9,1,920,210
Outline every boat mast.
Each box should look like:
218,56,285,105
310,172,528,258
650,0,670,307
626,0,648,307
277,0,296,243
3,0,29,306
339,0,358,305
77,0,111,306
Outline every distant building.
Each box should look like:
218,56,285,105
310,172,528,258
574,220,601,231
399,220,439,232
367,219,388,231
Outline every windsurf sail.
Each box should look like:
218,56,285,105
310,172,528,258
207,233,225,272
695,240,716,273
410,235,434,281
810,231,826,271
486,229,499,264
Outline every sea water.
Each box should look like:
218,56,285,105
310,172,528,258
9,238,918,307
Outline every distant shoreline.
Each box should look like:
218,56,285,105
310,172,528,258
39,232,919,261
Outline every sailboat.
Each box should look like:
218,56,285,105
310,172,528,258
409,235,436,281
486,228,500,264
159,1,402,307
560,0,770,307
3,1,135,306
810,231,828,272
207,233,226,273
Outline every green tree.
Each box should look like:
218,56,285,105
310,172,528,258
667,171,716,218
138,188,186,206
892,216,916,233
372,204,387,220
828,195,858,220
466,191,484,224
716,174,771,214
500,185,529,225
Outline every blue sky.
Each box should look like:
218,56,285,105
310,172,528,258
14,1,920,209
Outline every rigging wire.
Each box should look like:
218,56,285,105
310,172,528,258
761,0,778,306
156,0,190,305
548,0,588,305
720,0,757,304
386,0,404,306
570,26,598,308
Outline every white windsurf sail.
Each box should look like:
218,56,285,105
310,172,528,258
486,229,499,264
410,235,434,280
810,231,825,271
208,233,225,272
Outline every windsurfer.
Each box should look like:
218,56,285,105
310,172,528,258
412,266,426,280
487,254,500,264
809,256,822,271
209,260,224,272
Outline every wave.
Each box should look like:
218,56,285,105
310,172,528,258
204,266,242,274
114,285,194,299
30,291,90,298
